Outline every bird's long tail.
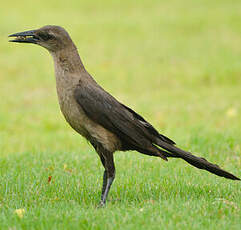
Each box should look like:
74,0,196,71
157,140,240,180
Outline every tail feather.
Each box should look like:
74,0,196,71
157,140,240,180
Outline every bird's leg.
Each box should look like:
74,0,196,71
98,154,108,200
100,174,115,206
91,141,109,200
101,170,107,200
91,141,115,207
99,153,115,207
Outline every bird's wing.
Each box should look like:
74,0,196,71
74,84,174,150
119,103,175,145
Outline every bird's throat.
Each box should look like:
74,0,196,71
51,46,85,74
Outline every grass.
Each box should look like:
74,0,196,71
0,0,240,229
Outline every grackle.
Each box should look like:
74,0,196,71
9,25,240,206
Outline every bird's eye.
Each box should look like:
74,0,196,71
37,32,54,41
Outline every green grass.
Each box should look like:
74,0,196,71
0,0,240,229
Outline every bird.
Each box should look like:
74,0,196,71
9,25,240,206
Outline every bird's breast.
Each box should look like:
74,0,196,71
55,74,88,135
55,75,121,152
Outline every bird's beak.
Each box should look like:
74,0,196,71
8,30,39,44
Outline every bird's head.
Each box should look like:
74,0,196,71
9,25,73,52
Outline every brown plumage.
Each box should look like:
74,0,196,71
9,25,240,206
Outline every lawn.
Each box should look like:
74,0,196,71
0,0,240,229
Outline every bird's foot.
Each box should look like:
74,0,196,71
97,201,106,208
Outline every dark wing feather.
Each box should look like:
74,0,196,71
74,84,169,151
120,103,175,145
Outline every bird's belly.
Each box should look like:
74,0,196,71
58,92,121,152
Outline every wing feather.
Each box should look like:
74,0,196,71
74,84,174,151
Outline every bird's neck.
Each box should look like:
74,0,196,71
51,45,85,75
